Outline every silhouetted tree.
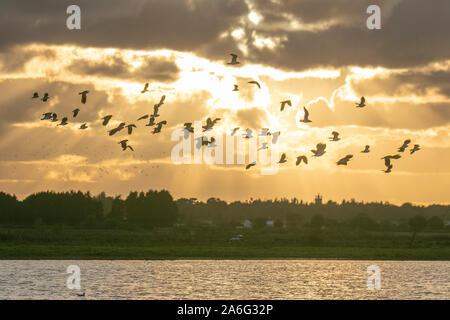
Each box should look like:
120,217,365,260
408,215,427,247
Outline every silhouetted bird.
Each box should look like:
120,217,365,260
233,84,239,92
102,115,113,126
296,155,308,165
58,117,68,126
361,145,370,153
329,131,340,141
79,123,88,130
155,95,166,108
299,106,312,123
141,82,149,93
259,142,268,150
146,115,156,127
246,161,256,170
398,139,411,152
152,105,160,118
243,128,253,139
41,112,52,120
126,124,137,135
51,113,58,122
152,120,167,134
278,153,287,164
72,108,80,118
227,54,240,65
384,164,393,173
137,115,149,121
248,81,261,88
32,92,39,99
119,139,134,151
108,122,125,136
231,127,240,136
259,128,270,136
272,131,280,144
79,90,89,104
41,93,49,102
337,154,353,165
356,96,366,108
410,144,420,154
311,143,326,157
203,117,220,131
280,100,292,111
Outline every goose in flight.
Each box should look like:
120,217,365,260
361,145,370,153
299,106,312,123
102,115,113,126
410,144,420,154
398,139,411,152
119,140,134,151
145,115,156,127
152,105,160,118
58,117,68,126
259,128,271,136
195,136,214,149
280,100,292,111
232,84,239,92
227,53,240,65
108,122,125,136
72,108,80,118
41,112,53,120
152,120,167,134
278,153,287,164
183,122,194,139
208,137,217,148
258,142,268,150
79,123,88,130
246,161,256,170
32,92,39,99
337,154,353,166
155,95,166,108
51,113,58,122
137,115,149,121
203,117,220,131
296,155,308,166
384,164,393,173
329,131,340,141
243,128,253,139
141,83,149,93
355,96,366,108
248,81,261,89
271,131,280,144
126,124,137,135
231,127,240,136
381,155,401,167
311,143,326,157
41,93,49,102
79,90,89,104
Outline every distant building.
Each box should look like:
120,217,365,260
315,194,323,205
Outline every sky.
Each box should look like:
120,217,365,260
0,0,449,204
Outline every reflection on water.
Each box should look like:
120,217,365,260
0,260,448,299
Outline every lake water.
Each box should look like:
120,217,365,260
0,260,448,299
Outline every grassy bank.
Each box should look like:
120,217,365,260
1,226,449,260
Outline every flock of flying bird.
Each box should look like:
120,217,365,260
35,53,420,174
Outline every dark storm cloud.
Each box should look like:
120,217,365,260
0,46,56,73
66,55,180,82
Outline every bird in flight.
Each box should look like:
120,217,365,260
384,164,393,173
72,108,80,118
329,131,340,142
126,124,137,135
32,92,39,99
58,117,68,126
381,155,401,168
231,127,240,136
311,143,326,157
79,90,89,104
232,84,239,92
183,122,194,138
51,113,58,122
41,112,53,120
203,117,220,131
108,122,125,136
280,100,292,111
227,54,240,65
271,131,280,144
152,105,160,118
141,83,149,93
259,128,270,136
155,95,166,108
246,161,256,170
146,115,156,127
296,155,308,166
361,145,370,153
79,123,88,130
248,81,261,89
278,153,287,164
299,106,312,123
337,154,353,166
102,115,113,126
243,128,253,139
398,139,411,152
153,120,167,134
355,96,366,108
258,142,268,150
410,144,420,154
137,115,149,121
41,93,49,102
119,140,134,151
